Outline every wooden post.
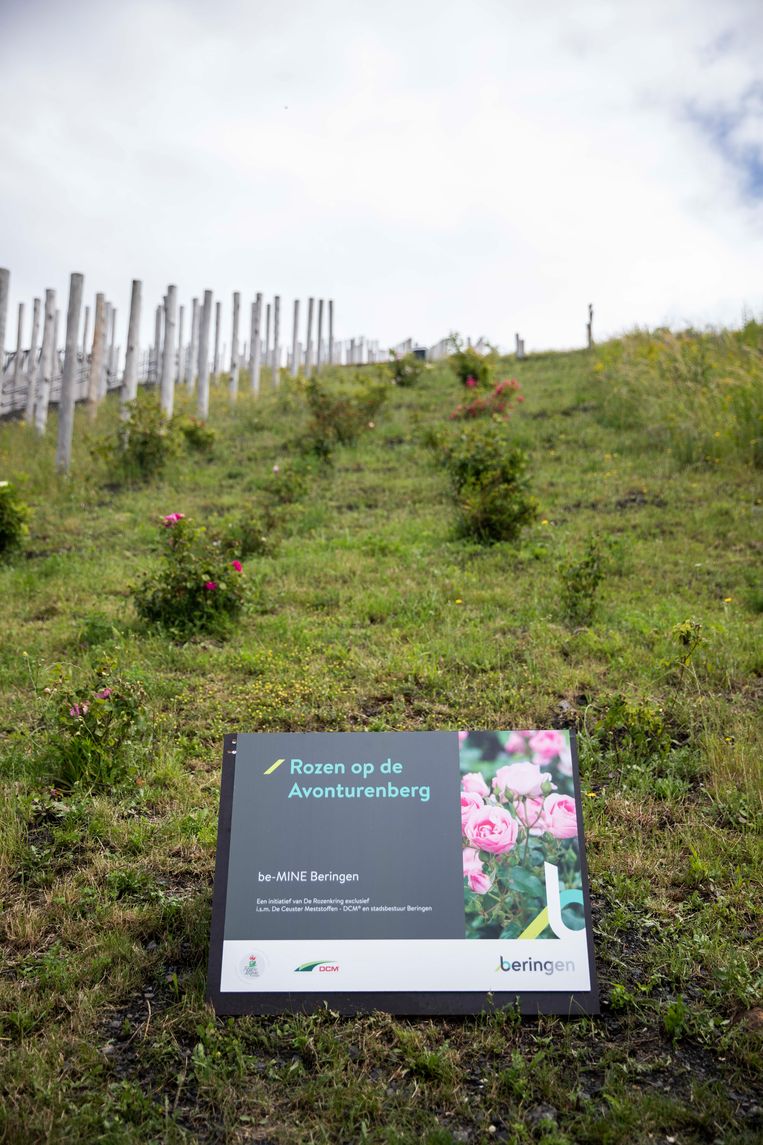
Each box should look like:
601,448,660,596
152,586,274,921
213,300,221,377
153,305,162,381
24,298,41,424
316,299,324,372
251,293,262,394
108,305,117,386
328,300,334,365
272,296,280,387
197,289,212,419
176,304,184,383
98,301,110,399
160,284,177,417
121,278,142,412
88,293,105,417
230,291,240,402
0,269,8,390
56,272,84,474
291,299,300,377
35,290,56,434
187,297,199,390
586,303,594,349
305,297,315,375
264,302,271,381
81,305,90,358
12,302,24,407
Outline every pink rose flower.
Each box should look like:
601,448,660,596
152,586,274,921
463,847,493,893
461,789,484,829
504,731,527,755
467,868,493,894
203,581,218,591
493,762,553,800
69,702,90,718
556,749,573,777
231,560,243,572
544,793,578,838
463,804,519,854
461,772,490,798
529,730,566,761
162,513,185,526
465,375,477,389
94,688,112,700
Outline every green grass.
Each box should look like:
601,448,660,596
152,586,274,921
0,345,761,1144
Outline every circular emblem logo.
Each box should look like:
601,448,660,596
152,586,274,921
239,949,267,980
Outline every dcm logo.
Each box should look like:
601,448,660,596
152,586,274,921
294,960,340,973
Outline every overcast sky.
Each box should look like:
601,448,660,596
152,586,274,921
1,0,763,355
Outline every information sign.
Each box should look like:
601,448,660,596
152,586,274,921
207,730,598,1015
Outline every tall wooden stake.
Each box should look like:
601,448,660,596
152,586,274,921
161,284,177,417
272,296,280,387
306,297,315,375
328,300,334,365
153,305,162,381
251,293,262,394
316,299,324,372
122,278,142,412
586,303,594,349
176,304,184,383
81,305,90,358
35,290,56,434
187,298,199,390
0,269,9,390
213,300,221,376
264,302,271,381
24,297,41,424
13,302,24,405
197,289,212,419
291,299,300,377
88,294,106,417
56,272,84,473
230,291,240,402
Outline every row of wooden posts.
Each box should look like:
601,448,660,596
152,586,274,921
0,269,394,473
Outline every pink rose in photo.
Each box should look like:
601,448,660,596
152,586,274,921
461,789,484,829
493,762,553,800
544,793,578,838
515,796,552,836
556,748,573,778
467,868,493,893
529,730,566,761
504,731,527,755
463,847,482,876
461,771,490,798
464,804,519,854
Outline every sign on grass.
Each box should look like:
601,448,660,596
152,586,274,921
207,730,599,1015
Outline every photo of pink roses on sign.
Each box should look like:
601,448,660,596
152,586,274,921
459,730,584,939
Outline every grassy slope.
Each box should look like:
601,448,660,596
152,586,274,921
0,349,761,1144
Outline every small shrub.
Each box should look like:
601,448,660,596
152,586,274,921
558,535,609,624
303,376,386,456
389,352,425,387
594,694,671,768
107,392,176,483
35,662,147,791
449,335,494,388
437,423,537,543
0,481,29,558
215,510,277,558
132,514,247,635
175,416,216,455
450,377,524,420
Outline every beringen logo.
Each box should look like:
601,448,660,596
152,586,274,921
239,950,267,979
496,956,575,976
294,960,340,973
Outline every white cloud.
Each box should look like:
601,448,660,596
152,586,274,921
1,0,762,355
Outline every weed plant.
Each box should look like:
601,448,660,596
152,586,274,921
0,479,29,557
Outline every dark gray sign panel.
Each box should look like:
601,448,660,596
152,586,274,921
207,730,599,1016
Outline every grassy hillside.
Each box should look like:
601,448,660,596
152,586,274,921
0,334,761,1144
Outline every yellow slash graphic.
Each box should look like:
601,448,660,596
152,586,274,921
263,758,286,776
